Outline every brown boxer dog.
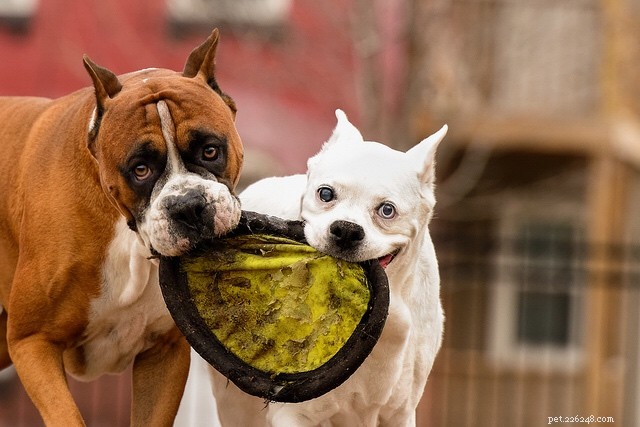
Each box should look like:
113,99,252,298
0,29,243,426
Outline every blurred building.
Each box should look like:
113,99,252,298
422,0,640,425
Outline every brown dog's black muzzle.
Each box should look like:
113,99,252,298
163,187,217,241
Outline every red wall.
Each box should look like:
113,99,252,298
0,0,363,173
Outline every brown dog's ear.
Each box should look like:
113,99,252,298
83,56,122,149
83,55,122,111
183,28,219,82
183,28,237,116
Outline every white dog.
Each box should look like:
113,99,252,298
207,110,446,427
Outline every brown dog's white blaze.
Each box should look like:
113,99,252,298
156,100,183,175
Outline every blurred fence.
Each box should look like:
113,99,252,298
421,226,640,426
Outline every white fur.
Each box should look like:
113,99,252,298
209,110,447,426
67,219,173,381
157,100,183,174
88,107,97,133
138,173,241,256
240,174,306,220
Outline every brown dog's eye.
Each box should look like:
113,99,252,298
133,164,151,180
203,146,219,160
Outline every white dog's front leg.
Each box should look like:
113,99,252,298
380,409,416,427
269,409,318,427
267,400,344,427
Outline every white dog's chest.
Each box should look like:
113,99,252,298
67,220,174,381
358,289,442,397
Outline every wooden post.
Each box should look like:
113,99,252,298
584,156,628,419
587,0,636,417
600,0,640,117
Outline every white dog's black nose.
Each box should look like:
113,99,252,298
330,220,365,249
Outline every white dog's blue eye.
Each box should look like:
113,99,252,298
318,186,335,202
378,203,396,219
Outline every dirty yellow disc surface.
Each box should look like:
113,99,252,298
186,233,370,374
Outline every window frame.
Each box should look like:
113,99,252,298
486,197,586,372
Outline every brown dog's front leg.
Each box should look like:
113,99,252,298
0,309,11,369
10,334,85,426
131,326,190,427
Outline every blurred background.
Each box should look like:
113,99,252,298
0,0,639,425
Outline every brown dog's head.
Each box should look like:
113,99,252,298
84,29,244,256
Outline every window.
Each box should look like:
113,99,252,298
0,0,38,33
167,0,292,36
487,199,585,371
490,0,601,116
517,291,571,346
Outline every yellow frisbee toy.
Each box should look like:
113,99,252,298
159,211,389,402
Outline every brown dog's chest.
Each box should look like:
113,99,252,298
65,219,174,381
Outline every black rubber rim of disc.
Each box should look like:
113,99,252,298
159,210,389,403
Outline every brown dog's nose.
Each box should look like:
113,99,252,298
165,189,207,229
330,220,365,249
174,197,206,227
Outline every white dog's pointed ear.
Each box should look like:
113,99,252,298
407,124,447,184
308,110,364,170
325,109,364,146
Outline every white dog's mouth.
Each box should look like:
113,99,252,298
377,249,399,269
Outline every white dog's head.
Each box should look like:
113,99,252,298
301,110,446,268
